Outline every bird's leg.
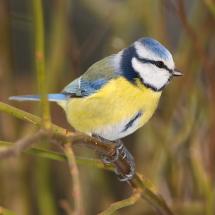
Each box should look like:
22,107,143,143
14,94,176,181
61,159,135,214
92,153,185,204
114,140,136,182
92,135,135,181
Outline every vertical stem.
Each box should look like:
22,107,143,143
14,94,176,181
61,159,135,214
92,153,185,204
0,0,16,138
47,0,70,91
32,3,55,215
64,144,84,215
36,157,58,215
32,0,51,129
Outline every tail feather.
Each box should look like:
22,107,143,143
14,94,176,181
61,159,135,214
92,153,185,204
9,93,68,102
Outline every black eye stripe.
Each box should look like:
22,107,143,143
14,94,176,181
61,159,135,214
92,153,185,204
155,61,164,68
134,54,173,73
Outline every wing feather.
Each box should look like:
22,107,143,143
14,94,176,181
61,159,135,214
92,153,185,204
63,55,120,97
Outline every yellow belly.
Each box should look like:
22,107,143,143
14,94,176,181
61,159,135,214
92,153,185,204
60,77,161,138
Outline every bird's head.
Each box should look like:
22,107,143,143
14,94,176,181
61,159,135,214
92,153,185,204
120,37,182,91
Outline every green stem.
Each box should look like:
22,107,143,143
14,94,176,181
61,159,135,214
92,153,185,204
0,102,65,135
36,156,57,215
32,0,51,128
130,174,174,215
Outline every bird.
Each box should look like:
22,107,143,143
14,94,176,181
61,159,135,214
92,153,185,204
10,37,182,181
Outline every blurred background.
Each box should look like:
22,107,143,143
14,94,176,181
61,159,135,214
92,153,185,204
0,0,215,214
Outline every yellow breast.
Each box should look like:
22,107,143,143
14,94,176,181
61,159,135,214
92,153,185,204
60,77,161,137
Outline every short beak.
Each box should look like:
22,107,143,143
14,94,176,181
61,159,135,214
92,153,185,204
173,68,183,77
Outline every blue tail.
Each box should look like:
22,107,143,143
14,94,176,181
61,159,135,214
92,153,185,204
9,94,68,102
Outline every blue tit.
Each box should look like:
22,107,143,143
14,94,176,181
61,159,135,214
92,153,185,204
10,37,182,180
10,37,181,141
10,37,182,140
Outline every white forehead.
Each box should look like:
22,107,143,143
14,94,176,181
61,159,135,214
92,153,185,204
134,41,175,69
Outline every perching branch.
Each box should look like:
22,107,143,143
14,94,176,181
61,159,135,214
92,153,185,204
0,101,174,215
0,140,114,171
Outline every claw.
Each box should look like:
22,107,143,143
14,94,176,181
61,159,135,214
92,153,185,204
118,173,134,182
101,140,125,164
102,148,120,164
116,155,135,181
121,151,127,160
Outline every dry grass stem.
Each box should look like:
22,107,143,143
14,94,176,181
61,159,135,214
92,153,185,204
98,189,141,215
0,129,46,159
64,144,84,215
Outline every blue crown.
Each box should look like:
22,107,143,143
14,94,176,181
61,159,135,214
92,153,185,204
138,37,171,60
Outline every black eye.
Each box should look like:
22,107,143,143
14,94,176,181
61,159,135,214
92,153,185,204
155,61,164,68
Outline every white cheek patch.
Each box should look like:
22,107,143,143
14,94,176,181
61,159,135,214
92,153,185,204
132,58,171,90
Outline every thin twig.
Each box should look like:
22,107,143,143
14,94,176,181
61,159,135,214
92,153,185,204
0,129,46,159
98,189,141,215
64,144,84,215
0,140,113,171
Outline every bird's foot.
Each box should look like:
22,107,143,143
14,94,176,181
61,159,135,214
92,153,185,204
93,135,136,182
102,141,123,164
114,140,135,181
93,134,124,164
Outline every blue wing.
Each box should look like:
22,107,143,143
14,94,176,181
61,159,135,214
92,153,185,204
63,55,120,97
10,54,121,101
